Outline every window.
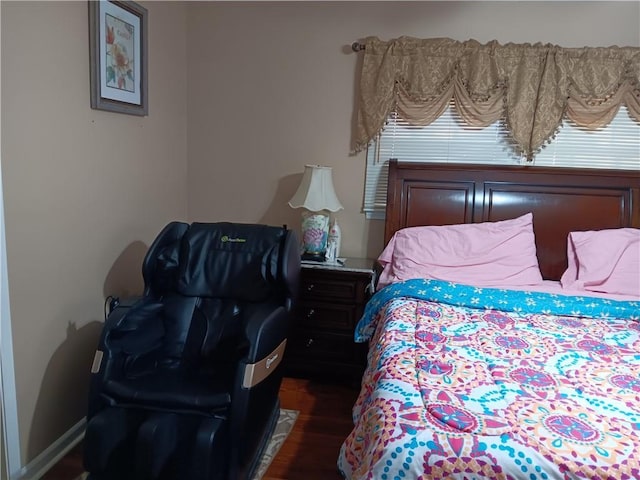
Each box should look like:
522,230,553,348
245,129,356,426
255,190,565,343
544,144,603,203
364,104,640,219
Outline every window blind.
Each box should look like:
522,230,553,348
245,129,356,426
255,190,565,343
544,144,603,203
364,104,640,219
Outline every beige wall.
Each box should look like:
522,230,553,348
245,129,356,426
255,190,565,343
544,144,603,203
186,1,640,259
1,0,639,471
1,1,188,464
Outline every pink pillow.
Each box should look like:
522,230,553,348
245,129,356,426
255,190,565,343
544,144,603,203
377,213,543,289
560,228,640,297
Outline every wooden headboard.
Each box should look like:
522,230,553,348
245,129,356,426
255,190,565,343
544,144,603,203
384,160,640,280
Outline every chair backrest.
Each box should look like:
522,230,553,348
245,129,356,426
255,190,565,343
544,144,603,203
177,222,291,302
136,222,300,368
142,222,299,304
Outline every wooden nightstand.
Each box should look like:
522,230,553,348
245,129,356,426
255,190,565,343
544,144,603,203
284,258,376,382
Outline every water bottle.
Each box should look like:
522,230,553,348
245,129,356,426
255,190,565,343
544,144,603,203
327,218,342,261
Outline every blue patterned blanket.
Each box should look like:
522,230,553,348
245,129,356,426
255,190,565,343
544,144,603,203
355,279,640,342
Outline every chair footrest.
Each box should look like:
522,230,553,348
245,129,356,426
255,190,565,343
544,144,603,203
136,413,179,479
86,407,228,480
84,407,144,474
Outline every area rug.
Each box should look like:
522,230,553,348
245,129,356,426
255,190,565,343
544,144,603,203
253,408,299,479
75,408,299,480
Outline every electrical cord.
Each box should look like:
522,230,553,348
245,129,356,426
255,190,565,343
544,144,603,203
103,295,120,320
103,296,113,320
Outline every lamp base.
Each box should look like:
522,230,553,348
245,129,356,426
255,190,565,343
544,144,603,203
301,252,327,262
300,211,330,262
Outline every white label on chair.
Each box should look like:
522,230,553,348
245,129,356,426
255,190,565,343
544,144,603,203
91,350,104,373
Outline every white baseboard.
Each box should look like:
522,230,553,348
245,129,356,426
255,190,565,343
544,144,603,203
12,417,85,480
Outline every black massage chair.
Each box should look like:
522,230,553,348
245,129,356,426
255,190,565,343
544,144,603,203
84,222,300,480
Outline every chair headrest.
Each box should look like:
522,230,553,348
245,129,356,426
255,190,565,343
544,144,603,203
177,222,288,301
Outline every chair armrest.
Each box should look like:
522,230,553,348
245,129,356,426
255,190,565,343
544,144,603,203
88,298,165,418
242,303,289,364
103,298,140,334
104,301,163,348
94,300,165,380
92,299,142,374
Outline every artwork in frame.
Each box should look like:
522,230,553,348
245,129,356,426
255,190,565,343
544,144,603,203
89,0,148,116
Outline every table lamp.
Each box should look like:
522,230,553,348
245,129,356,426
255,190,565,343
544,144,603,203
288,165,343,261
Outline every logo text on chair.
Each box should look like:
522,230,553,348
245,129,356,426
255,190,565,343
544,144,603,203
221,236,247,243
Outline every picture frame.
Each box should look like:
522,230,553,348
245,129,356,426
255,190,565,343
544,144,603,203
89,0,148,116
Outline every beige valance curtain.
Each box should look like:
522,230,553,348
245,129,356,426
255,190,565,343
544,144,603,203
354,37,640,159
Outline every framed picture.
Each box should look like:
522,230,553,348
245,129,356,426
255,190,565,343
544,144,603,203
89,0,148,116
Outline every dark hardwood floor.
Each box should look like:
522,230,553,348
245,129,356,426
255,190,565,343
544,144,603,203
42,377,360,480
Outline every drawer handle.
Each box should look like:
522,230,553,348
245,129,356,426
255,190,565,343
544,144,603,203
306,309,315,319
305,338,314,348
307,284,315,292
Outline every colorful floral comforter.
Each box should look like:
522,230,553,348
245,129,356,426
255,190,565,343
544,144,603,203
338,279,640,480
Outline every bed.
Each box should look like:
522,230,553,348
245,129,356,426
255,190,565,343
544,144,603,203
338,160,640,479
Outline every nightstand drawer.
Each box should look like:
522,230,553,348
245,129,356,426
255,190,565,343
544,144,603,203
296,302,358,331
287,329,355,363
284,258,375,382
300,277,360,302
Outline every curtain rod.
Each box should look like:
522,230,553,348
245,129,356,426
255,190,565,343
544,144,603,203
351,42,365,52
